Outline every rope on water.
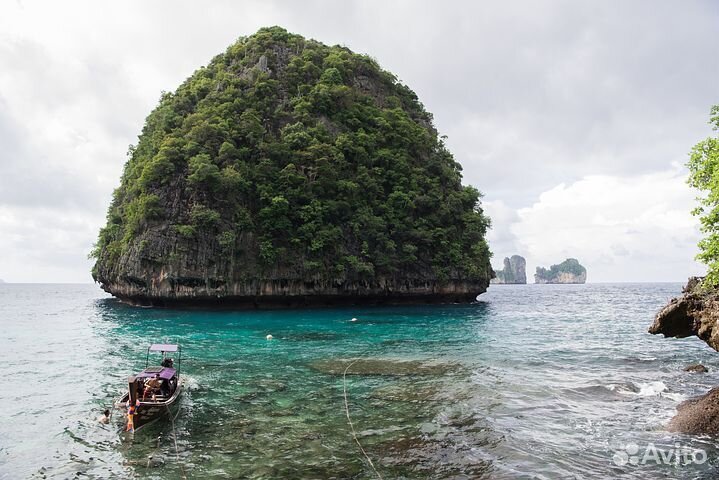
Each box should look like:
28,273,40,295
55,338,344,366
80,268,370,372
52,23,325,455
166,404,188,480
343,358,384,480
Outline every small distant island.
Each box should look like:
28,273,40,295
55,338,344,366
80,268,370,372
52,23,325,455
534,258,586,284
491,255,526,284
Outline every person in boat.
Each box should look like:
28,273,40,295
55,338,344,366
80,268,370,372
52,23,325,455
143,373,163,400
97,409,110,424
162,357,174,368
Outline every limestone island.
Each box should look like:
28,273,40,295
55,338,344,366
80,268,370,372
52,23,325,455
534,258,586,284
91,27,493,308
490,255,526,284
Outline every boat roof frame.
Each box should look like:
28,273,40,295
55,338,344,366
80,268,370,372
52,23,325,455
145,344,182,376
149,343,179,352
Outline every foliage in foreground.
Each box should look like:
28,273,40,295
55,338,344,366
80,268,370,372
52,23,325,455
687,105,719,287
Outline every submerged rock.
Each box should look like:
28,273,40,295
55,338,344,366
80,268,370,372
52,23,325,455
684,364,709,373
369,383,440,402
308,358,460,376
490,255,527,284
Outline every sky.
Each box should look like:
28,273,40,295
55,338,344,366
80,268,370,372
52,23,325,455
0,0,717,283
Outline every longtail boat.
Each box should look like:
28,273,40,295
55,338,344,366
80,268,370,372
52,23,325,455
115,344,183,432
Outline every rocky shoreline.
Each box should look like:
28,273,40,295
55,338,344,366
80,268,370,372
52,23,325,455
99,277,487,308
649,277,719,433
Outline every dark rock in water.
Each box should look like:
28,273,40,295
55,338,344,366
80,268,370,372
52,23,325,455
684,364,709,373
308,358,460,376
90,26,493,308
668,387,719,434
490,255,527,284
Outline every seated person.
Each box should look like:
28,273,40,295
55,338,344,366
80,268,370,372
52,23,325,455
143,373,163,400
162,358,174,368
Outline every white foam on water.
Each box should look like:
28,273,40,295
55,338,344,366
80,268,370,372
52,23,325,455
182,375,200,391
609,380,669,397
662,391,687,402
606,383,636,394
634,381,667,397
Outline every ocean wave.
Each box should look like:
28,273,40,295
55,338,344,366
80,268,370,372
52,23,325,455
570,380,682,399
624,381,666,396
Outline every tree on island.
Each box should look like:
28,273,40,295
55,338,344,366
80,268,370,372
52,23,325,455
687,105,719,287
89,27,493,305
534,258,586,284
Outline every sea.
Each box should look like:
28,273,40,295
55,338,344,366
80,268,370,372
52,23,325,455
1,282,719,479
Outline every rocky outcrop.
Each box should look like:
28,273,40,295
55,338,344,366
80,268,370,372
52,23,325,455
648,277,719,349
534,258,586,284
667,387,719,434
490,255,527,284
91,27,493,307
684,364,709,373
649,277,719,434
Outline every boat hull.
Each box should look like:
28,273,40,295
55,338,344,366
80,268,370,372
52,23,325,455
115,383,183,431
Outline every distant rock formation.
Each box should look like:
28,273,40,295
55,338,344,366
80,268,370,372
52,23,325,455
534,258,586,284
490,255,527,284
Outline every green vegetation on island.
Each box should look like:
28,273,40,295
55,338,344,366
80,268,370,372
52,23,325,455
491,255,527,284
688,105,719,287
534,258,586,284
91,26,493,305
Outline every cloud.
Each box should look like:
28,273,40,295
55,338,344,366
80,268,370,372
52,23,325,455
505,167,705,282
0,205,99,283
484,199,522,271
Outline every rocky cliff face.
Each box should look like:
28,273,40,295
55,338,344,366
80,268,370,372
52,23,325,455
91,27,493,307
534,271,587,284
649,277,719,434
534,258,586,284
649,277,719,350
490,255,527,284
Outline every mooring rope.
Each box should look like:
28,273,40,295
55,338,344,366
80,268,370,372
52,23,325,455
165,404,188,480
343,358,384,480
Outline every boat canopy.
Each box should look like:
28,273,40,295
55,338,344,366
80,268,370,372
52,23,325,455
136,367,177,380
149,344,179,352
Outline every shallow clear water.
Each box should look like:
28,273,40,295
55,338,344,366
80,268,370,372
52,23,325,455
1,283,719,479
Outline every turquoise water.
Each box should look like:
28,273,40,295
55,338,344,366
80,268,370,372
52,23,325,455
1,283,719,478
